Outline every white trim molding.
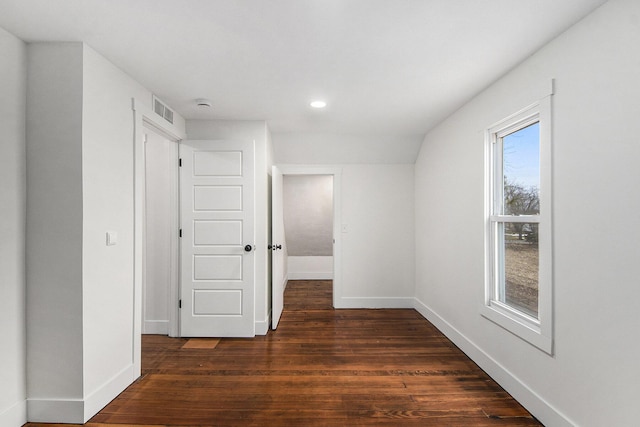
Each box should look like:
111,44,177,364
26,364,135,424
132,98,186,374
275,165,343,309
288,256,333,280
336,296,414,309
255,314,271,336
288,271,333,280
483,94,554,355
83,365,136,422
27,399,85,424
0,400,27,427
413,297,574,427
143,320,169,335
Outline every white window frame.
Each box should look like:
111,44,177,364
482,96,553,354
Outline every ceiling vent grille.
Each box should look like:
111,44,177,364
152,95,175,125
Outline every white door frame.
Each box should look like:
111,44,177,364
132,98,185,375
142,126,180,336
275,165,342,308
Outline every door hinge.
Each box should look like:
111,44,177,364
179,299,182,309
179,229,182,237
179,158,182,167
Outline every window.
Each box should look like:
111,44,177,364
483,98,553,354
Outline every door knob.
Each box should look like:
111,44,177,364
275,244,282,250
244,244,253,252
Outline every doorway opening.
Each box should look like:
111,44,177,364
282,174,334,308
133,99,185,374
142,126,179,338
271,165,342,329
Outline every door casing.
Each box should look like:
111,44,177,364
142,127,180,337
133,99,185,374
272,165,342,312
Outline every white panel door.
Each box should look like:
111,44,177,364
180,140,255,337
271,166,285,329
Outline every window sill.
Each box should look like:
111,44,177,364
480,303,553,355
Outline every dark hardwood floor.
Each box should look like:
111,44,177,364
26,280,541,426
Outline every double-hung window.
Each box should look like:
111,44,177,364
483,97,553,354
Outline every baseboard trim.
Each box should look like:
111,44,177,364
27,364,136,424
27,398,84,424
83,364,136,421
288,272,333,280
255,313,271,336
413,297,574,427
143,320,169,335
0,399,27,427
335,296,414,309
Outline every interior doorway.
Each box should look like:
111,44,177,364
282,174,334,282
142,126,179,337
271,165,342,329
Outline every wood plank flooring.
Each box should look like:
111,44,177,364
26,280,541,427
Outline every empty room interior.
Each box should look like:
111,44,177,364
1,0,639,426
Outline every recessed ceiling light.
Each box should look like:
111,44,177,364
310,100,327,109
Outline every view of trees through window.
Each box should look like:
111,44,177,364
501,122,540,317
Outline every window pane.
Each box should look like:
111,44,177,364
500,222,539,318
502,122,540,215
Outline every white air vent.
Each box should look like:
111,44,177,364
152,95,175,125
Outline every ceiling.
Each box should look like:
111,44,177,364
0,0,607,139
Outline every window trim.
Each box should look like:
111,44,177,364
482,96,553,355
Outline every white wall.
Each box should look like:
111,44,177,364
26,43,85,415
25,42,186,423
81,45,156,418
283,174,333,256
414,0,640,425
0,26,27,427
186,120,273,334
273,133,415,307
276,167,415,307
287,256,333,280
339,165,415,306
273,132,422,164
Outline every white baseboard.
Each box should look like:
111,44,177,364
27,364,136,424
255,313,271,335
143,320,169,335
412,297,574,427
288,272,333,280
0,399,27,427
83,364,136,421
335,296,414,309
27,398,84,424
287,256,332,280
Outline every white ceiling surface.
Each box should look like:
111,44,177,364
0,0,607,143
